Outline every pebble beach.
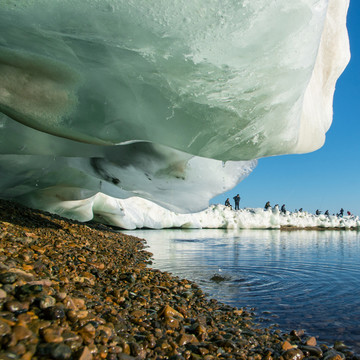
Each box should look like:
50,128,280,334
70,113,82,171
0,199,358,360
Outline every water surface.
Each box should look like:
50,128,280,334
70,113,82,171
122,229,360,352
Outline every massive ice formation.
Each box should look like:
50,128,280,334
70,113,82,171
49,193,360,230
0,0,350,225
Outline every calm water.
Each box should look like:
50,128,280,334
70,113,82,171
122,229,360,352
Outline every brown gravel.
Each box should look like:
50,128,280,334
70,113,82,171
0,199,358,360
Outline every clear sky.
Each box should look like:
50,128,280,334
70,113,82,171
211,1,360,216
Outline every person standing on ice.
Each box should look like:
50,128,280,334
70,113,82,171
233,194,241,210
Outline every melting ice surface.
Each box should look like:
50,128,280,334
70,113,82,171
0,0,350,224
77,196,360,229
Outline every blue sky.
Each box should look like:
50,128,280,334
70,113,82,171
211,1,360,216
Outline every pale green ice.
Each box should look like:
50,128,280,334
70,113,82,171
0,0,350,222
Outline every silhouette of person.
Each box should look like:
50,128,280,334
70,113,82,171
233,194,241,210
225,198,231,208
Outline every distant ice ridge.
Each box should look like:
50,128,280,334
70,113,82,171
45,193,360,230
0,0,350,222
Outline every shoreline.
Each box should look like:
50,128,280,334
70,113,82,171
279,225,360,231
0,199,358,360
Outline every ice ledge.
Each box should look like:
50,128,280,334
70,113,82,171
29,193,360,230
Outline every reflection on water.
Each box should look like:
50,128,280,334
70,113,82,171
122,229,360,352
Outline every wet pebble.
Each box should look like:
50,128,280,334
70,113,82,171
79,323,96,344
299,345,323,358
44,305,66,320
12,325,33,341
50,343,72,360
0,319,11,336
305,336,317,346
281,348,304,360
39,295,56,309
5,300,29,313
0,288,7,300
42,326,64,343
0,272,17,284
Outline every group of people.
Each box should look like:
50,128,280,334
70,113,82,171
225,194,241,210
226,198,291,214
316,208,351,217
225,197,352,217
266,202,350,217
226,198,300,214
264,202,288,214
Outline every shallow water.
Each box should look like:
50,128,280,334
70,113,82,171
122,229,360,352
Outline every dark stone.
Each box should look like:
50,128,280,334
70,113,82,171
2,285,14,294
36,343,53,357
15,284,43,300
210,274,227,283
185,344,201,354
298,345,323,357
0,272,17,284
119,273,136,284
15,285,32,298
44,306,66,320
29,284,44,293
323,349,345,360
50,343,72,360
86,320,99,329
117,354,137,360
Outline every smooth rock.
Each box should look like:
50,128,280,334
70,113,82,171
42,327,64,343
44,306,66,320
0,272,17,284
0,319,11,336
282,341,294,351
0,288,7,300
177,334,199,346
78,346,93,360
305,336,317,346
13,325,33,341
158,305,184,319
39,295,56,309
281,348,304,360
79,323,96,344
50,343,72,360
5,300,29,313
